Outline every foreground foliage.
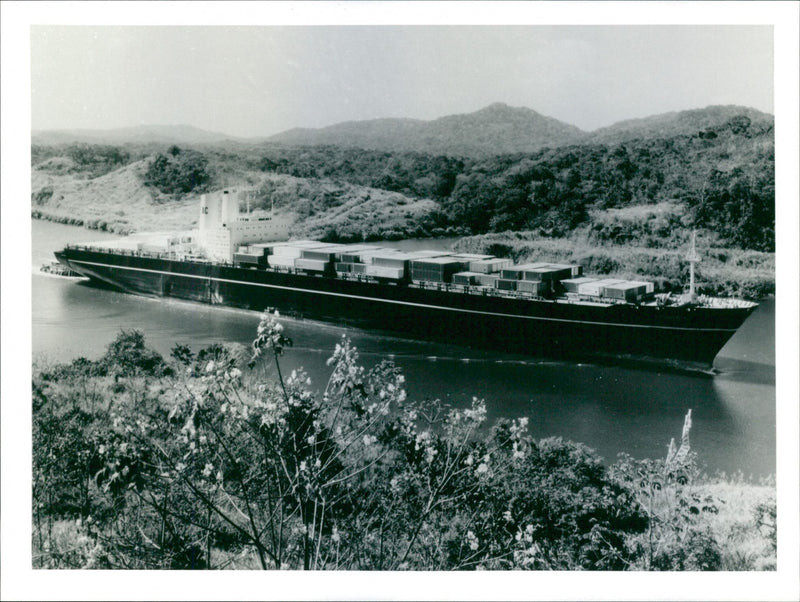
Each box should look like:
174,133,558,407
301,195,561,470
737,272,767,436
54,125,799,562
32,323,776,570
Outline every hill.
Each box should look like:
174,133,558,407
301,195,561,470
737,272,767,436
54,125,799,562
31,124,239,146
587,105,773,146
268,103,585,156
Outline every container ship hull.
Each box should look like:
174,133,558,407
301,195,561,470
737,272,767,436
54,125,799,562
55,247,756,367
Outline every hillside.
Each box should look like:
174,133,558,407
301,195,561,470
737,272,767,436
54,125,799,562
268,103,585,156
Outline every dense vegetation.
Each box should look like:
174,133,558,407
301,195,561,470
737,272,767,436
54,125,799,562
33,318,776,570
252,113,774,251
143,145,211,195
31,143,137,178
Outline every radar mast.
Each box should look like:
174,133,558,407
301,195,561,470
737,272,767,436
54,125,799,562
686,230,701,302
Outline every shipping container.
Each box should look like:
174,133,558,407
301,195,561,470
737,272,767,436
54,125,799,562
233,253,267,266
452,271,482,286
249,243,276,255
365,265,404,280
517,280,549,295
370,252,412,269
300,247,340,261
561,277,597,293
577,279,627,297
475,274,500,287
334,245,383,263
267,255,298,269
495,278,518,291
410,257,465,283
542,263,582,277
353,248,398,264
351,263,367,275
470,258,512,274
294,258,330,272
334,262,352,273
602,281,653,302
522,266,573,282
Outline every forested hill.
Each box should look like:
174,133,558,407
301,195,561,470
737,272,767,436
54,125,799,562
586,105,773,146
255,106,774,252
267,103,586,156
31,104,775,255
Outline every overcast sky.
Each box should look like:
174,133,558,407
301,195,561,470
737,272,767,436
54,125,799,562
31,25,773,137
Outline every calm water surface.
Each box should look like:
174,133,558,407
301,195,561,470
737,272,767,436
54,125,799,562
32,220,776,476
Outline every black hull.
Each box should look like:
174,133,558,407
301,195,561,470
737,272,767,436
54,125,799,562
55,248,757,367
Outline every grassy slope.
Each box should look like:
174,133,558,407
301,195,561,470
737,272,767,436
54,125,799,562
31,159,200,233
31,156,440,242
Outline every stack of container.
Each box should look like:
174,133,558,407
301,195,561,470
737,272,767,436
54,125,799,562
410,257,466,283
601,281,654,302
452,272,481,286
469,258,513,274
560,277,597,293
495,278,518,291
516,280,549,295
233,249,269,267
522,265,573,282
333,245,381,273
365,265,405,280
576,279,627,297
268,241,330,269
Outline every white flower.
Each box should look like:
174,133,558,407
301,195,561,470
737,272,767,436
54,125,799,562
466,530,479,551
205,361,215,373
476,463,489,475
362,434,377,447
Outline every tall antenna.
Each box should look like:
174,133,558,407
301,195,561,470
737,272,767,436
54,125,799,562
686,230,701,302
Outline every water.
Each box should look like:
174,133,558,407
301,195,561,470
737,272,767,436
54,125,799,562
31,220,776,476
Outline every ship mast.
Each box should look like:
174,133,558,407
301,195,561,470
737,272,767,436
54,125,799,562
686,230,701,302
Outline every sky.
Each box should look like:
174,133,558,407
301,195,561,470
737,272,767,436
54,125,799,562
31,25,773,137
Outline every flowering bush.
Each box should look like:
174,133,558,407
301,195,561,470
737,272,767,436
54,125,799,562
31,314,772,571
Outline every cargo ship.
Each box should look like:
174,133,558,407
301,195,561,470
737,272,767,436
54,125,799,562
54,189,758,368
